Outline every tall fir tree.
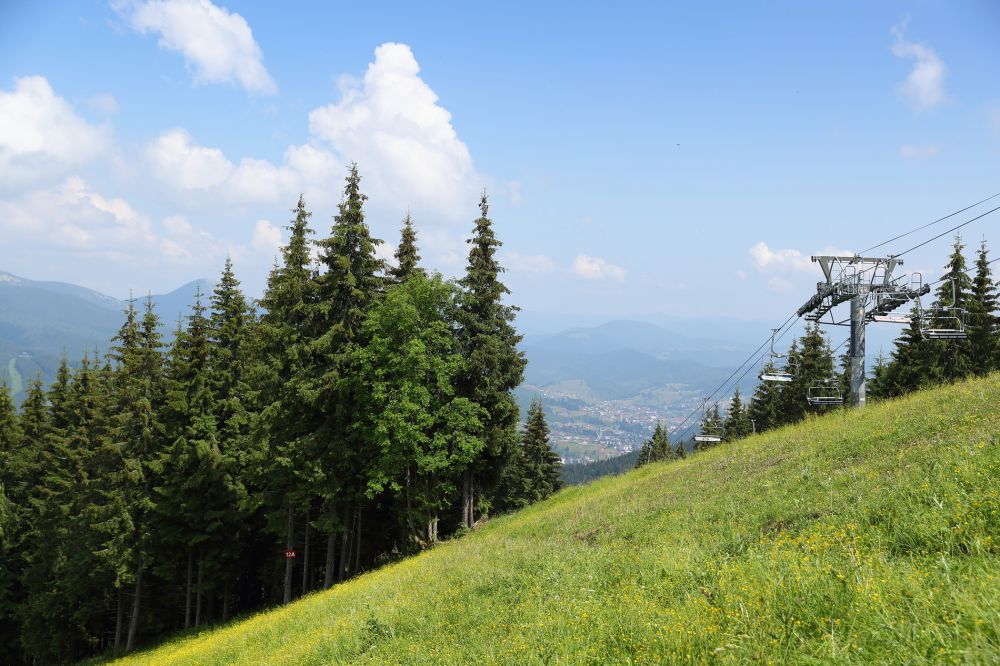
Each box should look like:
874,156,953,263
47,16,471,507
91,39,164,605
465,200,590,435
208,258,256,617
723,388,752,440
748,361,781,433
519,399,562,503
967,239,999,374
309,166,385,586
255,195,316,603
932,234,974,381
390,212,423,283
456,193,527,527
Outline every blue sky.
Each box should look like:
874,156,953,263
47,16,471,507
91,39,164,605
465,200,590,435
1,1,998,334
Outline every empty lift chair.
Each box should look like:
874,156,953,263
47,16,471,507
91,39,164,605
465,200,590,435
694,423,724,444
758,328,795,383
806,378,843,406
920,279,968,340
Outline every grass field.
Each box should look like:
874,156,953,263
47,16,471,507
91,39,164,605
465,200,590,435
102,374,1000,664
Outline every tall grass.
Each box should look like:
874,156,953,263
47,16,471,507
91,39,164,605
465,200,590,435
101,374,1000,664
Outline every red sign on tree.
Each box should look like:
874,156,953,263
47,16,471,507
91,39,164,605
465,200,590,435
285,550,296,559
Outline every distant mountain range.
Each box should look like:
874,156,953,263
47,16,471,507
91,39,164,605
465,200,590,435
0,270,211,403
2,271,760,463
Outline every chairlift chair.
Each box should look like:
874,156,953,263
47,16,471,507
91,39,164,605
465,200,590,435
694,423,724,444
919,279,968,340
806,379,843,406
758,328,796,383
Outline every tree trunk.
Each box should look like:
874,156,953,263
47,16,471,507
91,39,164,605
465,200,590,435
323,531,336,590
195,555,204,627
353,506,362,573
405,465,414,545
338,504,351,581
185,549,193,629
114,589,124,650
462,470,475,528
283,500,294,604
301,506,310,596
125,554,143,652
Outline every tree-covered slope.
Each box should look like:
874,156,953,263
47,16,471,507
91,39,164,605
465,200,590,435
102,374,1000,665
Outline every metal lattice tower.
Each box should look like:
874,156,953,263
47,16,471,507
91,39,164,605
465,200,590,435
796,255,929,407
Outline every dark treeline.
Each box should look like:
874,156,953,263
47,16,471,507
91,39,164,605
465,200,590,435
660,234,999,464
560,449,641,485
0,167,562,664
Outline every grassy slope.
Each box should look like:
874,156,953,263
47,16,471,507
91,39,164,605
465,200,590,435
107,375,1000,665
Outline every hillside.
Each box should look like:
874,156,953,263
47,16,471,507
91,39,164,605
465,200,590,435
103,374,1000,665
0,271,211,403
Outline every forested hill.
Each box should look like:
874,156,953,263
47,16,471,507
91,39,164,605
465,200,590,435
101,373,1000,665
560,449,640,485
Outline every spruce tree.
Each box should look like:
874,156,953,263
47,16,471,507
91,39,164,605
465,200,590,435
390,212,423,283
157,290,232,629
967,239,998,374
208,258,255,616
723,388,751,440
255,195,316,602
309,166,385,586
748,362,780,433
519,399,562,503
0,383,22,665
932,234,973,380
456,193,526,527
637,421,673,464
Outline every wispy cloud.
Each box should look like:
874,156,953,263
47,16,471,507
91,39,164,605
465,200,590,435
890,21,950,111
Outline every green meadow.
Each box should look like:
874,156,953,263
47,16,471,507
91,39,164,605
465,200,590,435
102,374,1000,665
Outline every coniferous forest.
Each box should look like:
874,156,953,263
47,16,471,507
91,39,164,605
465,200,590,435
0,167,562,664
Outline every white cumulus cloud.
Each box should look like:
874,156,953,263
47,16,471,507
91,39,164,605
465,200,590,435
573,254,625,282
120,0,276,94
0,76,111,192
144,128,338,205
252,219,282,254
309,42,482,221
749,242,812,272
891,22,950,111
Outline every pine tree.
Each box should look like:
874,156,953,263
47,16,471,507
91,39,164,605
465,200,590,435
723,388,751,440
157,290,233,629
932,234,974,380
309,166,385,586
390,212,423,283
880,306,941,397
255,195,317,602
519,399,562,503
967,239,999,374
108,296,167,652
0,382,23,665
456,193,527,527
748,362,781,433
208,258,255,617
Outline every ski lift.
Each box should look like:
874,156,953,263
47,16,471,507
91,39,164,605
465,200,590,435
806,379,843,406
919,279,968,340
694,423,724,444
758,328,795,383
